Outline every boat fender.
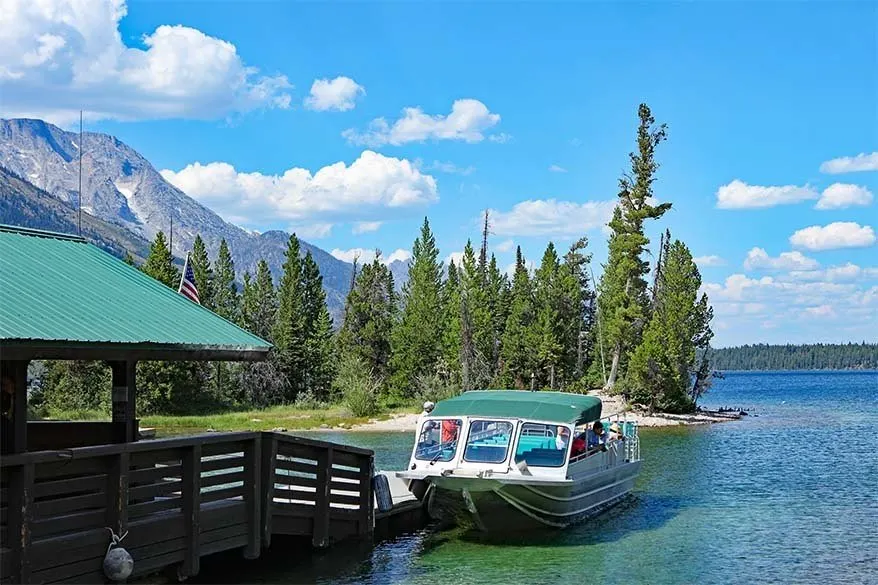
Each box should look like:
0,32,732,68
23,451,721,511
103,528,133,582
372,473,394,513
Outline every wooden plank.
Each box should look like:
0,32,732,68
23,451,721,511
130,449,182,468
200,502,246,532
34,458,109,480
128,537,185,564
30,508,105,538
312,447,331,548
199,534,247,558
331,451,368,468
274,458,317,475
276,443,321,462
127,497,182,519
128,479,182,501
261,433,278,548
201,441,246,458
30,555,104,585
129,550,186,579
270,432,373,457
358,457,374,538
33,474,106,499
244,434,261,560
33,492,106,518
181,443,201,578
29,529,106,568
198,524,247,545
125,516,186,546
200,486,244,504
329,493,362,506
201,471,245,489
200,456,245,474
329,466,362,481
270,514,313,537
129,464,182,484
275,473,318,489
105,452,129,537
7,463,34,583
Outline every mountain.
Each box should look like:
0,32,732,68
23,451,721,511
0,118,353,322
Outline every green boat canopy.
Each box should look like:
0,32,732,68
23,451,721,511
429,390,602,426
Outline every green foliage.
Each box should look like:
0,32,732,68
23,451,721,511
242,260,277,341
338,255,396,384
334,354,380,417
302,251,335,399
441,260,462,374
41,361,110,415
142,231,179,288
272,234,308,400
500,247,536,388
190,235,214,309
390,218,445,396
212,239,238,322
707,343,878,370
413,370,461,405
459,241,493,389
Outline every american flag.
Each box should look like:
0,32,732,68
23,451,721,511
178,253,200,304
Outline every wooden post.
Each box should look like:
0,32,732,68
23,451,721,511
1,360,29,454
106,451,130,538
260,434,278,548
357,455,375,539
8,462,34,584
312,446,332,548
244,434,262,559
109,360,137,443
181,443,202,577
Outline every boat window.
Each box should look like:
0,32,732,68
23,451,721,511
463,420,514,464
514,423,568,468
415,419,462,462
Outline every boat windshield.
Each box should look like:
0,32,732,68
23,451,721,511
415,419,462,462
514,422,568,467
463,420,515,464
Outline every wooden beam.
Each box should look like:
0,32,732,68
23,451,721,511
312,446,332,548
243,434,261,559
181,443,201,577
1,360,29,455
108,360,137,443
0,341,269,363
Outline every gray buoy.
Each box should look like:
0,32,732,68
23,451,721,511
104,529,134,582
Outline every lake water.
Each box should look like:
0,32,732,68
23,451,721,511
196,371,878,585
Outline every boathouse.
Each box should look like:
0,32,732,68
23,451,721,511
0,225,377,583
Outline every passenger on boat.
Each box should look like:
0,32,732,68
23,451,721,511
441,419,460,443
555,426,570,450
608,423,624,442
570,432,587,458
586,421,607,452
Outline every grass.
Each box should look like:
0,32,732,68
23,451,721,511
39,403,420,437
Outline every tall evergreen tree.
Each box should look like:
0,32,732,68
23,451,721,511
302,251,335,399
500,247,535,388
123,251,136,267
440,259,462,376
486,254,509,378
459,241,493,388
597,103,672,390
272,234,308,400
338,254,396,383
142,231,178,287
212,239,238,322
390,218,444,396
190,235,214,310
531,243,563,388
627,238,713,413
558,237,594,380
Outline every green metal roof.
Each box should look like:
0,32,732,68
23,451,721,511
429,390,602,425
0,225,271,361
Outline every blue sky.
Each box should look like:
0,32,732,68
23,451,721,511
1,0,876,346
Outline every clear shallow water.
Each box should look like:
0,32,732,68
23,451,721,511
198,372,878,585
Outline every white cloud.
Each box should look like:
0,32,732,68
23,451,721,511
488,133,513,144
331,247,410,266
820,152,878,174
416,160,475,176
343,99,500,147
303,76,365,112
789,222,876,251
160,150,438,227
693,255,725,267
744,248,819,271
814,183,873,210
716,179,818,209
805,304,836,318
495,239,515,253
352,221,382,234
445,251,465,267
787,263,872,282
289,223,333,239
0,0,291,124
489,199,617,237
549,165,567,173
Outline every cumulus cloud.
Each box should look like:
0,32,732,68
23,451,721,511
693,255,725,267
820,152,878,174
160,151,438,227
716,179,818,209
330,248,409,265
805,305,836,318
744,248,819,271
814,183,873,210
549,165,567,173
303,76,364,112
0,0,291,124
445,251,465,267
289,223,333,239
789,222,876,251
343,99,501,147
416,160,475,176
352,221,382,234
495,239,515,253
489,199,617,237
787,263,873,283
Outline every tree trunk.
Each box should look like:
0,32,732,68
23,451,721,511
604,342,622,391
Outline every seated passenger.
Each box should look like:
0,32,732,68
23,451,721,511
441,419,460,444
586,421,607,452
608,422,624,442
555,426,570,450
570,432,587,458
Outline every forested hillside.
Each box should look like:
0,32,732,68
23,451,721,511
709,343,878,371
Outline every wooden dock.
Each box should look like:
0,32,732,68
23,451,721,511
0,431,417,584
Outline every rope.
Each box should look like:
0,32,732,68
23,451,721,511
105,527,129,555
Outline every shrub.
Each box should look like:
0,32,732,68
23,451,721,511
414,370,460,405
334,356,379,417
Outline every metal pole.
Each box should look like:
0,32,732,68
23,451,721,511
78,110,83,235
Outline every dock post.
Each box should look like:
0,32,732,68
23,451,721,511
312,446,333,548
106,451,130,539
260,433,278,549
181,443,202,577
244,434,262,559
8,462,34,584
358,457,375,539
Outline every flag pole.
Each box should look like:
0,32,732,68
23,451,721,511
78,110,83,236
178,252,190,294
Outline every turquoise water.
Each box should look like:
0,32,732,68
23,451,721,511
200,371,878,584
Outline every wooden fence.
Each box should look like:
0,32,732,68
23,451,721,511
1,431,375,584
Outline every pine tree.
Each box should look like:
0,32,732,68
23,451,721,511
190,235,214,310
238,260,285,407
123,251,136,267
142,231,179,287
459,241,492,388
212,239,238,322
486,254,509,378
441,259,462,376
338,254,396,384
390,218,444,396
598,103,672,391
272,234,308,400
41,361,110,414
531,243,563,388
302,251,335,399
559,237,594,381
500,247,535,388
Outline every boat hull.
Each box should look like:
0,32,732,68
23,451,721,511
425,460,641,531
